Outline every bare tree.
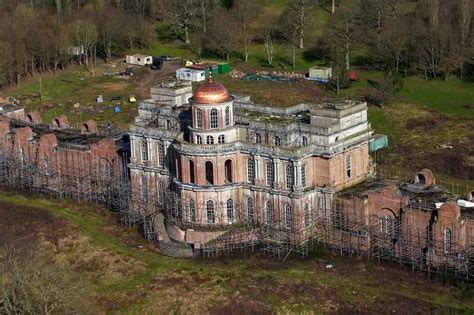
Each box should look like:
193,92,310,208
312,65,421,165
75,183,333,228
207,11,239,60
0,247,93,315
232,0,264,62
95,8,125,63
327,0,360,70
285,0,314,49
160,0,199,45
68,19,98,71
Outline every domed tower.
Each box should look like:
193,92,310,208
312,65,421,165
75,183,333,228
173,75,241,234
189,75,236,145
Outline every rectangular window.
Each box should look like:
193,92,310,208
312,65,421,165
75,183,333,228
141,140,148,162
158,141,165,166
286,164,293,189
196,109,202,129
346,155,352,179
266,162,274,186
301,164,306,187
247,159,255,184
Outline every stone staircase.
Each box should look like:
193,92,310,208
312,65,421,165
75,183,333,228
154,213,194,259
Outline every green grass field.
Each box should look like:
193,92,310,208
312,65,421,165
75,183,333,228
1,191,472,314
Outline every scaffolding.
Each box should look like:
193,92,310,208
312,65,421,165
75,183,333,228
0,148,157,242
0,148,472,280
160,188,473,280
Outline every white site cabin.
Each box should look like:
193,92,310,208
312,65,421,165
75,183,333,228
126,54,152,66
309,66,332,82
176,68,206,82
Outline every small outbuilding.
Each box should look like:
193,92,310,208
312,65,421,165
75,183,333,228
126,54,152,66
176,68,206,82
309,66,332,82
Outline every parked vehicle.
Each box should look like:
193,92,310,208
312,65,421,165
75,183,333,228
160,55,172,61
151,57,163,70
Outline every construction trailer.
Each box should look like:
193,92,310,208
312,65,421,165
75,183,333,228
187,63,217,78
309,66,332,82
176,68,206,82
126,54,153,66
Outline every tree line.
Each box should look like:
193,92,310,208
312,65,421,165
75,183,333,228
155,0,472,82
0,0,155,86
0,0,472,87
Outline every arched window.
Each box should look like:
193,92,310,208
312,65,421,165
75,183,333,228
227,199,235,223
301,163,306,187
266,161,274,186
210,109,218,128
225,106,230,126
196,109,202,128
444,228,452,252
275,136,281,147
346,155,352,179
158,141,165,166
225,160,232,183
302,136,308,146
205,161,214,185
196,135,202,144
381,215,394,235
189,200,196,223
189,160,195,184
141,140,148,162
218,134,225,144
285,204,293,231
247,158,255,184
304,204,311,228
207,200,215,224
44,155,50,175
255,133,261,144
166,120,171,130
286,163,294,189
265,201,273,225
206,135,214,144
247,197,254,224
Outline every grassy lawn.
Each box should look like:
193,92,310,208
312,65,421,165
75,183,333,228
6,65,139,129
1,190,473,314
400,76,474,116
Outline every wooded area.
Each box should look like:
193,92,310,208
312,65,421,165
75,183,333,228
0,0,472,86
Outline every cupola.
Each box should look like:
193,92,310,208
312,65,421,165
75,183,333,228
192,74,230,104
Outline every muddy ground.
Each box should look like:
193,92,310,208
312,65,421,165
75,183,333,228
0,194,472,314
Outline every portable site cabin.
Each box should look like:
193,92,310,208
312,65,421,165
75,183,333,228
309,66,332,82
187,63,218,78
126,54,152,66
176,68,206,82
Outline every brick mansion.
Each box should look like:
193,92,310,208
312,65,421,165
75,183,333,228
129,76,372,245
0,77,472,276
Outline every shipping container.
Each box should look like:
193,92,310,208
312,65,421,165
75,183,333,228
217,63,231,74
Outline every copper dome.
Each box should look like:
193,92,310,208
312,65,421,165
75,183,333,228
192,75,230,104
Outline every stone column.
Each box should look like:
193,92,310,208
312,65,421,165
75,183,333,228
254,155,264,185
273,159,280,189
130,136,136,162
293,160,303,192
146,138,152,165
